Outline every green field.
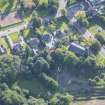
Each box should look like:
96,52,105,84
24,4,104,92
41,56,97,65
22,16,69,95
23,29,30,39
10,32,19,43
0,38,9,48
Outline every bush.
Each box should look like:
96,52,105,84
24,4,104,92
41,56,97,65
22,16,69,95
40,73,59,91
90,40,101,55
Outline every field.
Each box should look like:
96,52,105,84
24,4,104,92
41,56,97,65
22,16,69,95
9,32,19,43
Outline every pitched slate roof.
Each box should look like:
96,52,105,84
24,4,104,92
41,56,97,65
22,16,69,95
41,34,52,42
28,38,40,48
69,42,87,56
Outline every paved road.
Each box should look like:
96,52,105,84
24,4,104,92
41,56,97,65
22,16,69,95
56,0,67,18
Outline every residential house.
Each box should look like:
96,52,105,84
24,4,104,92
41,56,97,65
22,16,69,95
12,43,22,54
53,29,67,40
27,38,40,54
20,0,35,9
7,35,26,55
42,18,52,26
41,34,52,43
87,0,105,6
69,42,89,56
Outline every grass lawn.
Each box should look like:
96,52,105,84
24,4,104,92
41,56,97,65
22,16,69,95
88,25,101,35
10,32,19,43
16,77,47,96
23,29,30,39
60,22,69,31
39,0,48,5
96,52,105,68
0,38,9,48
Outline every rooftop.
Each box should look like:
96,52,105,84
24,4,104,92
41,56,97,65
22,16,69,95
69,42,87,56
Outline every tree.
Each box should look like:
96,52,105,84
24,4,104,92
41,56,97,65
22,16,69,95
90,40,101,55
50,93,73,105
33,57,50,74
0,55,21,84
79,56,97,77
75,10,86,21
40,73,59,91
64,51,79,69
28,96,48,105
96,34,105,45
51,49,65,68
0,88,26,105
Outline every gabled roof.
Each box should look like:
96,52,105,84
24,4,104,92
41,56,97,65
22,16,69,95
87,0,105,6
69,42,87,56
54,29,66,39
28,38,40,48
41,34,52,42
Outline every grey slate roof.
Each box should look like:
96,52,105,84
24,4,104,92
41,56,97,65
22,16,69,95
28,38,40,49
69,42,87,56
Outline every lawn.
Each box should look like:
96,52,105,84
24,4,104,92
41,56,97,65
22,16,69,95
10,32,19,43
60,22,69,31
16,77,47,97
23,29,30,39
96,52,105,68
39,0,48,5
88,25,101,35
0,38,9,48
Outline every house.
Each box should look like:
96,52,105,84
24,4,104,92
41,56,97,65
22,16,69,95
69,42,88,56
12,43,22,54
87,0,105,6
42,18,52,26
41,34,52,43
0,45,6,54
27,38,40,54
40,34,56,49
53,29,67,39
27,38,40,49
20,0,35,9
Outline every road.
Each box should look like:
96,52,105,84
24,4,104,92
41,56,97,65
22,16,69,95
55,0,67,18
